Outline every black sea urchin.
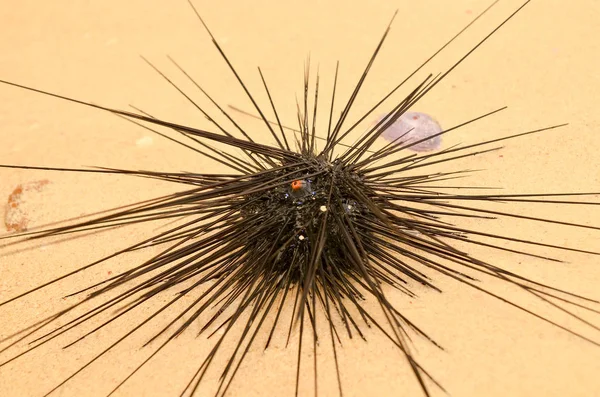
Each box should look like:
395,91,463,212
1,1,599,397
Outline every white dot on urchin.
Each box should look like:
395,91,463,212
299,235,305,241
319,205,327,212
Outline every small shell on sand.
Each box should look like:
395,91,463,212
4,180,50,232
379,111,442,152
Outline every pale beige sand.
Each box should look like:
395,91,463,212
1,1,599,396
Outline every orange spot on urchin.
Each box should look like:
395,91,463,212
291,180,305,191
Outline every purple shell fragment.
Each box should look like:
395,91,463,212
379,111,442,152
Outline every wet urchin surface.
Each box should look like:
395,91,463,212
240,157,374,280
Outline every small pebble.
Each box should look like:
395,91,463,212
379,111,442,152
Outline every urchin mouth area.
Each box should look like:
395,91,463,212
239,155,374,281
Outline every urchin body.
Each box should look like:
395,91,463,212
240,155,376,288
